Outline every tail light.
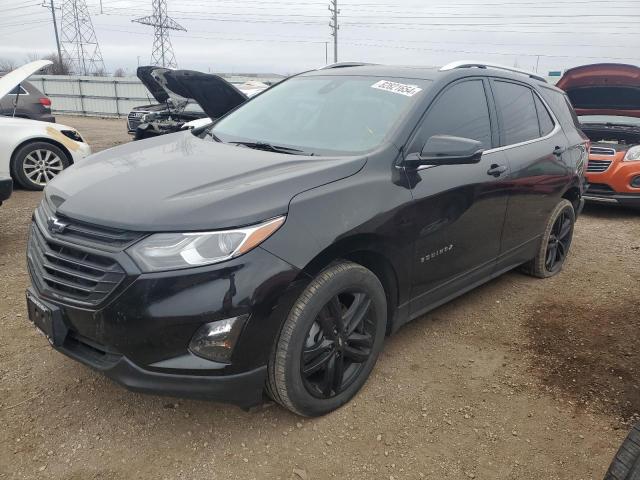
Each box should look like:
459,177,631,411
39,97,52,108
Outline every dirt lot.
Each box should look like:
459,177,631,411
1,115,639,480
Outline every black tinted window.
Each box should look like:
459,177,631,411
493,81,539,145
534,94,554,136
539,87,582,130
411,80,492,152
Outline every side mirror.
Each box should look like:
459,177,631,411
405,135,484,168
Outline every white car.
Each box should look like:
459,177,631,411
0,60,91,194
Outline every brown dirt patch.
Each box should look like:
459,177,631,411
528,299,640,422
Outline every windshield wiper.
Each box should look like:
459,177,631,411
228,141,312,156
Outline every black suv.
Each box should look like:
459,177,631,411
26,62,588,416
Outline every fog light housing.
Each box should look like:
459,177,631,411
631,176,640,188
188,316,247,363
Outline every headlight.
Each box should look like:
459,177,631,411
127,216,285,272
624,145,640,161
61,130,83,142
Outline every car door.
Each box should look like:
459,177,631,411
489,79,573,270
404,78,511,318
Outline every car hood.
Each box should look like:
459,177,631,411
154,69,249,120
45,131,366,232
556,63,640,118
0,59,51,99
137,66,172,104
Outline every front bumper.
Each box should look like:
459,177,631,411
0,177,12,204
584,183,640,208
26,214,302,407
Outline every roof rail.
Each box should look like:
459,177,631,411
440,60,547,83
319,62,377,70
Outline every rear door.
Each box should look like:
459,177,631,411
405,78,511,318
489,79,573,270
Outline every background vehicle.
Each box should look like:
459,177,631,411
0,78,54,123
26,61,586,416
0,60,91,191
604,421,640,479
557,63,640,208
130,66,268,139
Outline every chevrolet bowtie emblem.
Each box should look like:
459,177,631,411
47,216,68,234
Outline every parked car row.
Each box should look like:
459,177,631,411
2,57,635,418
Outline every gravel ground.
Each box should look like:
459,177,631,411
1,116,639,480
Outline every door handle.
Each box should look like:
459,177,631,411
553,146,566,156
487,164,507,177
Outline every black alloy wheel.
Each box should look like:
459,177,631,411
521,199,575,279
267,261,387,417
301,291,375,399
545,209,573,273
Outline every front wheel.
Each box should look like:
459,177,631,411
267,261,387,417
11,142,71,190
521,199,576,278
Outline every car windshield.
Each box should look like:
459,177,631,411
579,115,640,127
211,75,430,155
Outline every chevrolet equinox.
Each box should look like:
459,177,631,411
26,62,588,416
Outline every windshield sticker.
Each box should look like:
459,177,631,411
371,80,422,97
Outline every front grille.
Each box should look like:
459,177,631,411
586,159,612,173
586,183,615,196
27,223,126,306
36,199,142,251
127,111,147,131
589,146,616,156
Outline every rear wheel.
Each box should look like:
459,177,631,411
521,199,575,278
12,142,70,190
267,261,386,417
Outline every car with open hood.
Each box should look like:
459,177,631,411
129,66,268,139
557,63,640,208
0,60,91,195
26,61,586,416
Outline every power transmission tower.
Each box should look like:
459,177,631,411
133,0,186,69
328,0,339,63
59,0,106,75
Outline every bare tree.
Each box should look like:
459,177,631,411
0,57,18,72
25,52,42,63
42,53,72,75
113,67,126,77
92,67,107,77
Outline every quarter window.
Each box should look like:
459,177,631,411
493,81,540,145
534,94,555,136
410,79,492,152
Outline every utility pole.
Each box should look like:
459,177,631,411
47,0,63,69
133,0,186,68
328,0,339,63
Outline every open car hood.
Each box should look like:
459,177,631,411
0,59,51,100
556,63,640,118
137,66,179,104
153,69,250,120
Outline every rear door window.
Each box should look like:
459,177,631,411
493,81,540,145
410,79,492,152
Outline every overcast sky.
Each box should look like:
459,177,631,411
0,0,639,75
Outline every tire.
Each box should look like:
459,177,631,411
267,261,387,417
521,199,575,278
604,422,640,480
11,141,70,191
